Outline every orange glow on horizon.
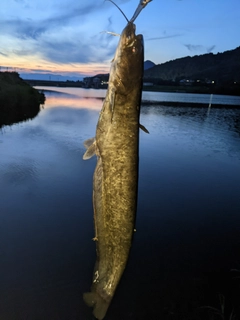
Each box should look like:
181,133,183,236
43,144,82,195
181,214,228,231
0,55,111,77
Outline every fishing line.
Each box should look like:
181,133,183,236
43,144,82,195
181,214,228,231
105,0,129,22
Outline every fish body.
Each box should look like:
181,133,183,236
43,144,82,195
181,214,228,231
83,21,144,320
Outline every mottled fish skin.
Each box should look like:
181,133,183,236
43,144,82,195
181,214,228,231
83,21,144,320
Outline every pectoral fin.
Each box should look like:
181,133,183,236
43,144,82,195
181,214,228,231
83,138,96,160
84,137,95,149
139,123,149,133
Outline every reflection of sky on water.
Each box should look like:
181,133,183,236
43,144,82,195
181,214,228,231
0,93,99,214
36,86,106,100
140,105,240,161
0,95,97,318
0,90,240,320
36,86,240,106
44,95,103,110
142,91,240,105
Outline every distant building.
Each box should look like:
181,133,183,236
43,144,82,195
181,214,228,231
83,77,92,88
92,77,100,89
179,79,194,86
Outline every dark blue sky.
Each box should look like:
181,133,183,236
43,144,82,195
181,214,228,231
1,0,239,78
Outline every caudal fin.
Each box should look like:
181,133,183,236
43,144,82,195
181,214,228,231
83,292,110,320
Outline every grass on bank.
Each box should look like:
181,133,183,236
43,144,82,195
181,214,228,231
0,71,45,127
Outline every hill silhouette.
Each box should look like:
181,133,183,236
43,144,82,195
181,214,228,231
144,46,240,84
144,60,156,70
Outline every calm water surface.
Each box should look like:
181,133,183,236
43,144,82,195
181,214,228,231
0,88,240,319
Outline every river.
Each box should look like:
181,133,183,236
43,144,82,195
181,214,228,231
0,88,240,319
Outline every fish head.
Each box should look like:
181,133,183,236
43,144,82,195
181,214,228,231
120,22,143,52
112,22,143,87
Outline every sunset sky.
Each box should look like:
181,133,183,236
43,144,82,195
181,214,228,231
1,0,240,80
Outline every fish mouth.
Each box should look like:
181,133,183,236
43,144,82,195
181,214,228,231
121,22,136,47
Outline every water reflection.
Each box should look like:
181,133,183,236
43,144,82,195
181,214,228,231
141,104,240,150
142,90,240,105
36,86,240,106
44,94,103,110
0,89,240,320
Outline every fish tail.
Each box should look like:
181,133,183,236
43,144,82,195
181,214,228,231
83,292,109,320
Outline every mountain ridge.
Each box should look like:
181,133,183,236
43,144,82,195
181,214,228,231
144,46,240,83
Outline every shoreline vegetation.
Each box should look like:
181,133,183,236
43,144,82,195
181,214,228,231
0,72,45,128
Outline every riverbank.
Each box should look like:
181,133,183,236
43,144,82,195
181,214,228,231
141,100,240,108
0,72,45,127
143,83,240,96
35,86,240,109
24,79,240,96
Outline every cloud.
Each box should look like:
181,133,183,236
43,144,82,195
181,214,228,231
37,31,116,65
184,44,204,52
0,1,119,65
207,45,216,53
30,68,53,72
184,44,216,53
40,39,93,64
0,51,8,56
147,34,183,41
107,16,113,30
12,48,35,56
0,18,46,40
0,1,106,41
